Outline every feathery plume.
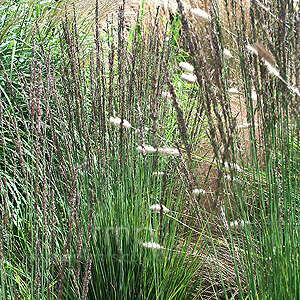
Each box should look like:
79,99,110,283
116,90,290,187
230,219,250,229
180,73,197,83
252,43,276,66
152,171,165,176
228,88,240,95
109,116,131,129
246,45,258,55
190,8,211,23
224,161,242,172
237,122,259,129
158,147,180,156
223,49,233,59
179,62,194,73
162,91,172,99
137,145,157,153
150,204,170,213
251,88,257,102
192,188,206,195
265,62,280,78
142,242,164,249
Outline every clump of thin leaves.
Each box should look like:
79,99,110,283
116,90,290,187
173,0,300,298
0,1,205,299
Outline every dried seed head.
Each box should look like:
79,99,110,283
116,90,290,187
294,0,299,12
246,45,258,55
109,116,131,129
237,122,259,129
162,91,172,99
265,62,280,77
223,48,233,59
137,145,157,153
228,88,240,95
179,62,194,73
152,171,165,176
158,147,180,156
251,88,257,102
252,43,276,66
230,219,250,229
149,204,170,213
222,161,242,172
142,242,164,249
292,86,300,97
180,73,197,84
190,8,211,23
192,188,206,195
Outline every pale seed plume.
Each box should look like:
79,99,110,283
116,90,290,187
109,116,131,129
192,188,206,195
162,91,172,99
223,48,233,59
152,172,165,176
157,147,180,156
179,62,194,73
180,73,197,84
190,8,211,23
228,88,240,95
252,43,276,67
137,145,157,153
149,204,170,213
142,242,164,249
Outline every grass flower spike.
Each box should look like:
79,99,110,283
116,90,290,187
223,49,233,59
230,219,250,229
190,8,211,23
237,122,259,129
246,45,258,55
179,62,194,73
228,88,240,95
224,161,242,172
150,204,170,213
193,189,206,195
158,147,180,156
152,172,165,176
180,73,197,84
142,242,164,249
137,145,157,153
109,116,131,129
162,91,172,99
251,88,257,102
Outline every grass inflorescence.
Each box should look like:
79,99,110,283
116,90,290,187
1,0,300,299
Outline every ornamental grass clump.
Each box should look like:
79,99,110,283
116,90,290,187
0,1,206,299
174,0,300,298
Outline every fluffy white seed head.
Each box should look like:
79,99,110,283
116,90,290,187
152,172,165,176
265,62,280,78
251,88,257,102
228,88,240,95
180,73,197,84
190,8,211,22
142,242,164,249
137,145,157,153
246,45,258,55
230,219,250,229
162,91,172,99
158,147,180,156
179,62,194,73
109,116,131,129
223,48,233,59
292,86,300,97
223,161,242,172
237,122,259,129
192,189,206,195
149,204,170,213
